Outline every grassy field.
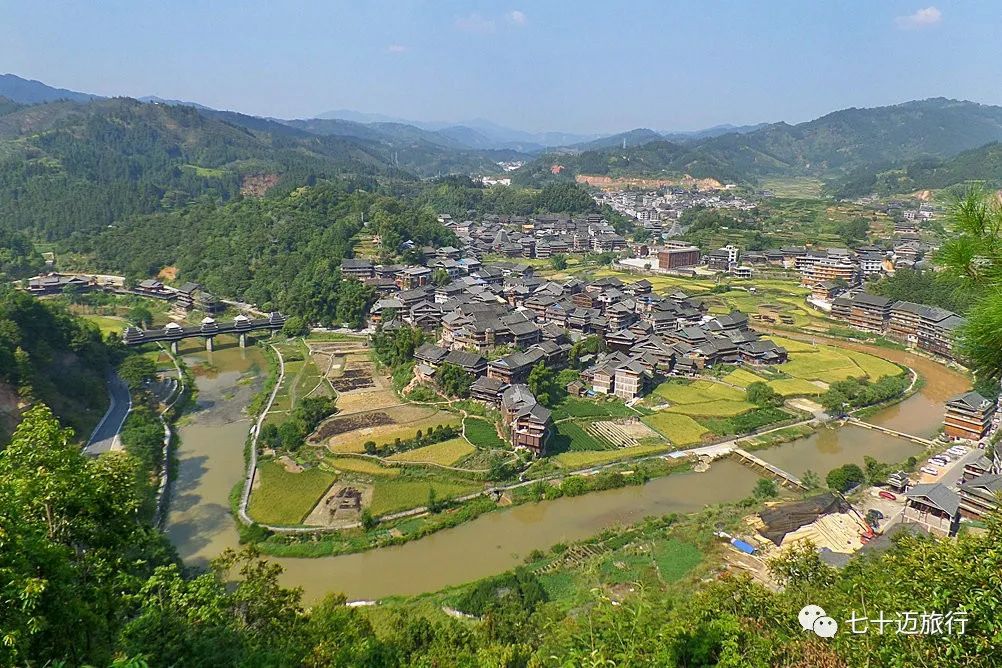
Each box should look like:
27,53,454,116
248,460,337,526
665,400,756,417
652,539,705,581
80,314,128,337
641,413,709,446
550,397,634,421
553,443,669,468
387,438,475,466
463,417,506,449
652,380,745,404
641,412,713,444
369,478,480,516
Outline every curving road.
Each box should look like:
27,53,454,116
84,373,131,455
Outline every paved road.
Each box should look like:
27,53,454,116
84,373,131,454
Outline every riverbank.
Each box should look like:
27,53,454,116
158,327,966,603
237,331,924,558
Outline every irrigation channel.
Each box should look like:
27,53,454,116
163,335,967,603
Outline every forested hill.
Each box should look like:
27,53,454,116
86,181,456,326
830,142,1002,198
514,98,1002,188
0,97,409,240
0,287,112,443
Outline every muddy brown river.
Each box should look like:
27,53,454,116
163,335,968,603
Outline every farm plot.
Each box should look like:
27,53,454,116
641,413,710,446
768,378,826,397
721,368,765,388
652,380,745,405
324,404,462,453
553,443,669,469
463,417,506,449
665,400,756,417
329,456,400,477
843,349,904,380
369,477,481,516
387,438,475,466
248,460,338,526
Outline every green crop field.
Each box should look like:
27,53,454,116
248,460,336,526
369,478,480,516
551,421,614,452
463,417,506,449
652,539,704,581
641,413,709,446
553,443,668,469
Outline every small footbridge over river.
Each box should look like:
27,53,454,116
730,448,808,491
123,312,286,352
844,417,936,447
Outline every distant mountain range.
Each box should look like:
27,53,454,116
0,73,99,104
513,98,1002,194
5,73,1002,197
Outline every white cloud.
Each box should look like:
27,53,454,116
508,10,527,26
455,13,496,33
895,6,942,29
387,44,407,53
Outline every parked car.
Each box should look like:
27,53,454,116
929,457,950,467
947,446,968,456
920,466,941,476
879,491,897,501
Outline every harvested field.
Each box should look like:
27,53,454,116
327,405,462,453
330,368,375,392
314,411,395,440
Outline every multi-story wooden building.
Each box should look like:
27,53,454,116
944,391,996,441
500,384,552,456
657,246,701,270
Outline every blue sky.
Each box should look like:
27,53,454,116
1,1,999,133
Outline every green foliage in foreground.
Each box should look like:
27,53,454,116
8,402,1002,666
